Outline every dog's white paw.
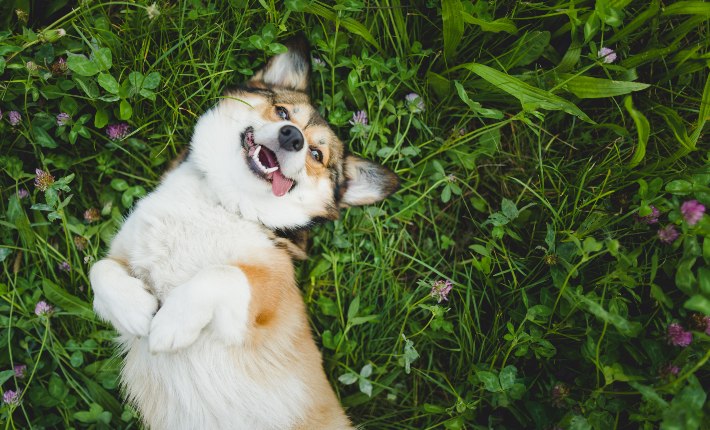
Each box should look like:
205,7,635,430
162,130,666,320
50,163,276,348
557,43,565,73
93,276,158,338
149,295,212,353
147,266,253,352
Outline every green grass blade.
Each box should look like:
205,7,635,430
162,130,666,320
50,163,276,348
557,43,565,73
622,44,678,69
442,0,465,60
461,12,517,34
500,30,550,69
690,71,710,145
559,74,650,99
463,63,594,123
556,42,582,72
304,3,381,51
608,0,660,44
662,1,710,17
653,104,693,150
608,0,634,9
624,96,650,167
42,279,96,320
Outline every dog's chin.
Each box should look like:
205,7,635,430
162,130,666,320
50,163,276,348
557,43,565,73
241,127,296,197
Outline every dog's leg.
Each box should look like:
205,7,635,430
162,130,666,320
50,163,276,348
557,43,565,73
90,258,159,337
148,265,251,353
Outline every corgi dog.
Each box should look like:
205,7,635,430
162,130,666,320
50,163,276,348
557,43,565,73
89,36,398,430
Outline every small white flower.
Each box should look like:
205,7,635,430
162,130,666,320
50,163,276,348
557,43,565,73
146,2,160,19
405,93,425,113
598,47,617,64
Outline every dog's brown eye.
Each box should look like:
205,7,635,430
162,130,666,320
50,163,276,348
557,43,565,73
275,106,289,120
310,148,322,163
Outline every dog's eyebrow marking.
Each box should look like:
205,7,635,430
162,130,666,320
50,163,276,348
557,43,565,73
305,111,327,129
272,91,309,106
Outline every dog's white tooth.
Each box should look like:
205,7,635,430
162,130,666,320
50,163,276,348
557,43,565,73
255,159,268,173
263,166,278,174
252,152,264,168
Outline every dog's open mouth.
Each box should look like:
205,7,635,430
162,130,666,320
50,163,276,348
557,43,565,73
243,127,295,197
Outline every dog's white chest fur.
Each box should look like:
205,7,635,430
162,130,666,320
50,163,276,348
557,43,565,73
118,164,271,301
108,165,312,429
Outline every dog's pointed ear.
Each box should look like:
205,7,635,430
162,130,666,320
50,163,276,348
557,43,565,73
249,35,311,91
340,155,399,207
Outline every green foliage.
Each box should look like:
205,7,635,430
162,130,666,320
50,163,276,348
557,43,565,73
464,63,594,123
1,1,710,429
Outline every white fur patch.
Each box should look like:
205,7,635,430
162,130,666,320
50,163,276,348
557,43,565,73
120,336,310,429
90,259,158,337
149,266,250,352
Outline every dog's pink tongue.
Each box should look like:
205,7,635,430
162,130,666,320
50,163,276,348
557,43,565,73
271,170,294,197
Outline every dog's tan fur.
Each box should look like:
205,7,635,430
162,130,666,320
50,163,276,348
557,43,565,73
232,247,352,428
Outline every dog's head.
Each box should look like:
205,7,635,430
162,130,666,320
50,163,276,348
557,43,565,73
189,37,399,229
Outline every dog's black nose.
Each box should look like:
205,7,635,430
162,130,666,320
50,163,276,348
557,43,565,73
278,125,304,152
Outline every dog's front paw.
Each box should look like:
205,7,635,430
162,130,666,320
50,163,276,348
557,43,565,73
148,266,253,352
149,295,212,353
93,277,158,338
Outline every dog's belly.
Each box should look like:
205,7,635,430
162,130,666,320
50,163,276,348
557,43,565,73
119,335,309,430
124,201,272,301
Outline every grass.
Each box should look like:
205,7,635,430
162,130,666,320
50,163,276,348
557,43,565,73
1,0,710,429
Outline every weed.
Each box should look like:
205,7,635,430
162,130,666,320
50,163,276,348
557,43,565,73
1,1,709,429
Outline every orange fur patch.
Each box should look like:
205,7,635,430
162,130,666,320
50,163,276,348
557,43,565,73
233,248,294,328
231,248,354,428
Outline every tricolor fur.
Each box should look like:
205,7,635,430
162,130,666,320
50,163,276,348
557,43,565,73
90,37,398,429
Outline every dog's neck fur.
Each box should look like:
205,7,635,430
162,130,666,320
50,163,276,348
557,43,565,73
168,157,310,259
